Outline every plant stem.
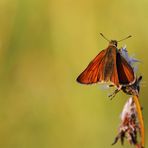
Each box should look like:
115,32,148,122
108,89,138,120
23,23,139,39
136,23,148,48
133,95,145,148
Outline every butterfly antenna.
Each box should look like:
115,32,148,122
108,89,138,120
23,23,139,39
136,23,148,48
100,33,110,42
117,35,132,42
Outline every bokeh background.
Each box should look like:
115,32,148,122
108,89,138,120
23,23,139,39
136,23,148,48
0,0,147,148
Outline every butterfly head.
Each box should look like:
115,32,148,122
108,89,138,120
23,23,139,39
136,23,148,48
100,33,132,48
109,40,118,47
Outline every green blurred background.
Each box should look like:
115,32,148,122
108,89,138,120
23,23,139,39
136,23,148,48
0,0,147,148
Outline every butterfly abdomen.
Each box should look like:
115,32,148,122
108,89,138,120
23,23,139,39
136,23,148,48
103,47,115,81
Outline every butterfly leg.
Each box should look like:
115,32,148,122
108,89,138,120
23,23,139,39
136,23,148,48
108,89,120,99
108,84,114,87
108,86,122,100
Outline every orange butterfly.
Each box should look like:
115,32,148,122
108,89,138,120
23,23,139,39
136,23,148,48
76,33,135,88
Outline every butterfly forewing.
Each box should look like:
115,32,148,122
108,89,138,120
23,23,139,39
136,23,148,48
77,46,120,86
117,52,135,85
76,49,106,84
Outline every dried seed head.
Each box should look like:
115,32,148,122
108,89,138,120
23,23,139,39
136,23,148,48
112,97,141,147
